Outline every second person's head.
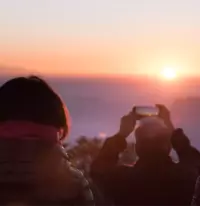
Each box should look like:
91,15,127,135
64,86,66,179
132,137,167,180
0,76,69,141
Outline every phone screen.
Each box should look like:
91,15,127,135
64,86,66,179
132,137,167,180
135,106,159,117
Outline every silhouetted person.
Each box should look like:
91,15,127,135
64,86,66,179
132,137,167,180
0,76,94,205
91,105,199,205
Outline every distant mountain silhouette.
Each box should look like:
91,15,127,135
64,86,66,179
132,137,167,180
172,97,200,117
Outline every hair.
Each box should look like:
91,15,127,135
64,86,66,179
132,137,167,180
0,76,69,141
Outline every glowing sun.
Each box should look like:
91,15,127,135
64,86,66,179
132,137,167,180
161,67,177,80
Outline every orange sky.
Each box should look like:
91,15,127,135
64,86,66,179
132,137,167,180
0,0,200,77
1,35,199,77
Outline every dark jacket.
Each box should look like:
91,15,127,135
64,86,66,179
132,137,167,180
0,138,94,206
91,130,199,206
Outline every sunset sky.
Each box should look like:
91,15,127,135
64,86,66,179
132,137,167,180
0,0,200,77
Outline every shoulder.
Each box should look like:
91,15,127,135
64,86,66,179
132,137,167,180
57,146,95,204
69,166,94,205
69,166,89,188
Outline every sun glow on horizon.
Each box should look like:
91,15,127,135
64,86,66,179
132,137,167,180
160,67,177,80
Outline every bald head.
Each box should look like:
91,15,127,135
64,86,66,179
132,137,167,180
135,117,172,158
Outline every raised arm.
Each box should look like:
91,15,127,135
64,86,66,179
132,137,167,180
90,112,136,199
172,128,200,169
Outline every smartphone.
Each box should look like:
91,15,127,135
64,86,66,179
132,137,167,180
134,106,159,119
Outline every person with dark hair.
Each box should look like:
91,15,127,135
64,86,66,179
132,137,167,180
91,105,199,205
0,76,94,205
0,76,68,139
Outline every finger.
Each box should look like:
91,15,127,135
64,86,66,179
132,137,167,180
132,106,136,112
123,111,133,117
122,114,129,120
156,104,168,110
129,111,136,120
121,113,133,122
156,104,163,109
129,111,133,116
156,104,170,114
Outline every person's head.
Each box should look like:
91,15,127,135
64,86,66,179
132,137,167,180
0,76,69,141
135,117,171,159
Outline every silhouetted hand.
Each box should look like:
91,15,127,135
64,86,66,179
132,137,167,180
118,111,136,138
156,104,170,121
171,128,190,152
156,104,174,131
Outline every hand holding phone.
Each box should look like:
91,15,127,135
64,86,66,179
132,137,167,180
134,106,159,120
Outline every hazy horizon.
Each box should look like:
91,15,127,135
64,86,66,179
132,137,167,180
0,68,200,83
1,75,200,148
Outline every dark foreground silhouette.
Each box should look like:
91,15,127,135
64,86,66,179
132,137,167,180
0,75,200,206
0,76,94,205
91,108,200,206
